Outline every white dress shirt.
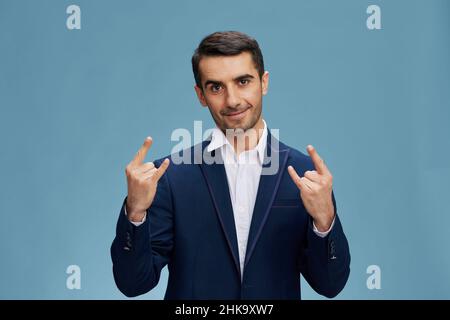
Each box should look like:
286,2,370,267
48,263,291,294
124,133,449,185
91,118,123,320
126,120,335,279
206,121,267,279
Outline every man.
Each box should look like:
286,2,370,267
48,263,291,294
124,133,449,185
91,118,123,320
111,31,350,299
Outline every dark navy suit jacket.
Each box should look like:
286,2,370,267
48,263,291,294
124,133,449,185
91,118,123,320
111,132,350,299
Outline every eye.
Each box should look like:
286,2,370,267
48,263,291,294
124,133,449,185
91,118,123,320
210,84,222,92
239,79,250,85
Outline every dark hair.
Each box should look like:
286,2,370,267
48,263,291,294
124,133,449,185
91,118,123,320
191,31,265,89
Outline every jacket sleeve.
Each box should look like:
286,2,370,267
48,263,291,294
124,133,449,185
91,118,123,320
298,191,351,298
110,159,174,297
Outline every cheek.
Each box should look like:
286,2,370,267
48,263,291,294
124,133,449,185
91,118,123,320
205,96,225,114
243,86,262,104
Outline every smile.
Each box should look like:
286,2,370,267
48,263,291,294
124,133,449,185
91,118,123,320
225,107,250,120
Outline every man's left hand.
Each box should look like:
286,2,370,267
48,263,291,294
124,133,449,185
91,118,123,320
287,145,335,232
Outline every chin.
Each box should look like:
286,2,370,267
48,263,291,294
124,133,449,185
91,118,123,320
224,121,251,131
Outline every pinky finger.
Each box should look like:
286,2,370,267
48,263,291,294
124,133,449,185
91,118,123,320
288,166,306,190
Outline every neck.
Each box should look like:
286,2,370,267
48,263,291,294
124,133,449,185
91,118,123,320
225,117,265,156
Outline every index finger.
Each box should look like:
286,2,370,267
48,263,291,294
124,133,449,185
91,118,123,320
132,136,153,165
306,145,330,175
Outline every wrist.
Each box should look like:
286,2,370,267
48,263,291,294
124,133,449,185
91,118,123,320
126,201,146,222
313,215,334,232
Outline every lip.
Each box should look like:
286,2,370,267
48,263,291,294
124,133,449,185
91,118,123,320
225,107,250,120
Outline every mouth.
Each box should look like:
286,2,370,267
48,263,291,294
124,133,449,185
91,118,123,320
224,106,251,120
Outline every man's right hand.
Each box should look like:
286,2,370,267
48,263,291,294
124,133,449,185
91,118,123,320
125,137,170,222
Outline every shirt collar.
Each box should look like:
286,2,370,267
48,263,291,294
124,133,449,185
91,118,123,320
206,119,268,164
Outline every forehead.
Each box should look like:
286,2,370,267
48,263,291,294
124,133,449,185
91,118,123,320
199,52,258,82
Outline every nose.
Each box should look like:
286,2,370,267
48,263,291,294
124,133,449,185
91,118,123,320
225,86,241,109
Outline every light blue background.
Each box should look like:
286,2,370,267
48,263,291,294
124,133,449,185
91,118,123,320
0,0,449,299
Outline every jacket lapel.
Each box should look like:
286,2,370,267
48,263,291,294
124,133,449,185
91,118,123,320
244,132,290,268
199,145,241,278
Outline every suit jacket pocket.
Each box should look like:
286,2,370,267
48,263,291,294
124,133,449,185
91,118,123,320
272,198,300,208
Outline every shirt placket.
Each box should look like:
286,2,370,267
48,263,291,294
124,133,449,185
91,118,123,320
236,153,251,276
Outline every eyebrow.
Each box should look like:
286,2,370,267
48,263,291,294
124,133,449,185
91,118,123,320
203,74,255,88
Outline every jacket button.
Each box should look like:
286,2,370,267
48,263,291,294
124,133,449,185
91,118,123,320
329,240,336,259
125,232,132,250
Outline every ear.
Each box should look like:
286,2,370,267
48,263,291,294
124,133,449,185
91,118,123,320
194,85,208,107
261,71,269,96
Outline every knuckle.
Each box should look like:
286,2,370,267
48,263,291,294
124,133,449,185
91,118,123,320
125,166,132,177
